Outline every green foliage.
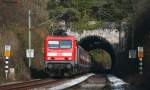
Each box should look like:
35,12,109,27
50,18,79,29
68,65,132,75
71,21,102,32
53,29,67,36
90,49,112,69
47,0,134,31
59,8,80,22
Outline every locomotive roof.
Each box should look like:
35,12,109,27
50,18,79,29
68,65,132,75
45,35,76,40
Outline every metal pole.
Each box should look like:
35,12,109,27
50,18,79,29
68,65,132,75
28,10,31,67
131,1,136,49
131,25,134,48
138,46,144,74
139,59,143,74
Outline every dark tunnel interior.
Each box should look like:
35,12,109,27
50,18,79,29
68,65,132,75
78,36,116,73
133,0,150,77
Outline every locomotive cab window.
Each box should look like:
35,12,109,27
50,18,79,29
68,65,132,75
48,40,72,48
60,40,72,48
48,41,59,48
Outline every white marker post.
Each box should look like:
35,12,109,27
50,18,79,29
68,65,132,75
138,46,144,74
4,45,11,80
26,49,34,67
129,49,136,59
5,57,9,80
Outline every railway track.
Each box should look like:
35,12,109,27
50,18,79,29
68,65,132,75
0,73,129,90
0,79,58,90
66,74,107,90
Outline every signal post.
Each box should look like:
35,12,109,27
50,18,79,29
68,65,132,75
4,45,11,80
137,46,144,74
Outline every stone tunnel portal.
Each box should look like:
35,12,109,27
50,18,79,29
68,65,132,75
79,36,116,73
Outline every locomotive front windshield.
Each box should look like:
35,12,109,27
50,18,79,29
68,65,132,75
60,40,72,48
48,41,59,48
48,40,72,48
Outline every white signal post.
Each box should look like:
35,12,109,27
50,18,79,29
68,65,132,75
4,45,11,80
138,46,144,74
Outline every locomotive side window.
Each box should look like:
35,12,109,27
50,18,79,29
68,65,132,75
48,41,59,48
60,40,72,48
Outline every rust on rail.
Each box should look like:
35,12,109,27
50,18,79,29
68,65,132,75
0,79,59,90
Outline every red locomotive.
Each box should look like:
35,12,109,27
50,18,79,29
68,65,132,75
44,35,91,77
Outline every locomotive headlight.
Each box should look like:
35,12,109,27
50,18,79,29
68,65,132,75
65,57,68,60
68,57,72,60
64,57,72,60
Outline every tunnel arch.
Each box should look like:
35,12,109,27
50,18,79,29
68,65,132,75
78,35,116,73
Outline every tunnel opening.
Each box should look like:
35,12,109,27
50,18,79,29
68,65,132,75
90,49,112,73
79,36,116,74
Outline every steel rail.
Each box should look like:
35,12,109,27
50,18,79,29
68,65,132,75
0,79,58,90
